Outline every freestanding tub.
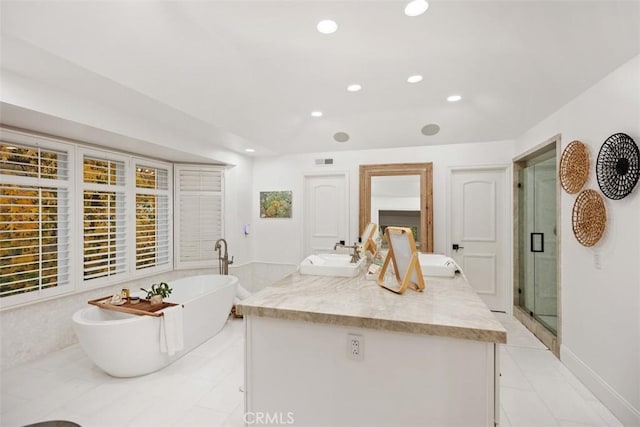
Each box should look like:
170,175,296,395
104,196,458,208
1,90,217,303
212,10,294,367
72,274,238,377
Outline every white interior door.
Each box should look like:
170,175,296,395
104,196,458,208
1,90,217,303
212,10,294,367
303,174,348,257
450,168,508,312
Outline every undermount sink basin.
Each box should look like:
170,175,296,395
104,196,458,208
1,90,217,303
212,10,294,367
418,253,458,278
299,253,365,277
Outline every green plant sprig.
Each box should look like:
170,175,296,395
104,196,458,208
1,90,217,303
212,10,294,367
140,282,172,299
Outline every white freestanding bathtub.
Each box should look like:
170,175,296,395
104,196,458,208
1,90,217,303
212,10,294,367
72,274,238,377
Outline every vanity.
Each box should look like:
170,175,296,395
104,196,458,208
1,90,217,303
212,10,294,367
237,270,506,426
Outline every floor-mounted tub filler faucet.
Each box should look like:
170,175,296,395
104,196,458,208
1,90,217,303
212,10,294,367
215,238,234,275
215,238,244,319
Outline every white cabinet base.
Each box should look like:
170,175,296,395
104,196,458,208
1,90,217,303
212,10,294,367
244,316,498,426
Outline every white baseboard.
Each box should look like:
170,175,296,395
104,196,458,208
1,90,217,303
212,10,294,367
561,345,640,426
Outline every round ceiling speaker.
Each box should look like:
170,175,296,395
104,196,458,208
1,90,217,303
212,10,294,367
421,124,440,136
333,132,350,143
595,132,639,200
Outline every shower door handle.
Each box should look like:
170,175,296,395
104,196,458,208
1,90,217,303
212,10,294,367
530,232,544,253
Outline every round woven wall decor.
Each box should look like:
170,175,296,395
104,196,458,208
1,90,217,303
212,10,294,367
572,189,607,247
559,140,590,193
596,132,640,200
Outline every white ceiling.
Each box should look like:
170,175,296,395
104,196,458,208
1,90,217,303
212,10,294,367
1,1,639,158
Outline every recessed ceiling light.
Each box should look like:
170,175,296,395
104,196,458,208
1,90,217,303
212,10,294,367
407,75,423,83
311,111,323,118
317,19,338,34
421,123,441,136
447,94,462,102
334,132,350,143
347,84,362,92
404,0,429,17
245,148,255,153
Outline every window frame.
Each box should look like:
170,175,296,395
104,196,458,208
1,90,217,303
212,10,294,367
78,147,130,290
0,127,176,309
131,158,173,277
0,129,76,307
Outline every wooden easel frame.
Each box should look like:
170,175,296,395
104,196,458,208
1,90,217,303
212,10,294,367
376,227,425,294
361,222,378,255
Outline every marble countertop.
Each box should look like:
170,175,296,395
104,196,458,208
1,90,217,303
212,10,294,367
237,271,507,344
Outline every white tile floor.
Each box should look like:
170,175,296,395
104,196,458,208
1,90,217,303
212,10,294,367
1,319,245,427
495,313,622,427
1,314,623,427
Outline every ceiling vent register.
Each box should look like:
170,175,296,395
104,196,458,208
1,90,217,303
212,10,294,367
315,158,334,165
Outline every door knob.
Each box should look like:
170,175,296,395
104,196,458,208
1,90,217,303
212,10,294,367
452,244,464,251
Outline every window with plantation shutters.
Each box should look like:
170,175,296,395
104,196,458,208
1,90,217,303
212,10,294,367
175,165,224,269
135,163,171,272
82,153,127,282
0,141,72,302
1,127,176,308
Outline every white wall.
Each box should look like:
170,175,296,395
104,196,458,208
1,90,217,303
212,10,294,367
515,55,640,425
251,140,514,264
224,156,254,265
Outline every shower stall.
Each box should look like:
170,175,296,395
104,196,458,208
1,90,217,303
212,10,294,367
515,138,559,353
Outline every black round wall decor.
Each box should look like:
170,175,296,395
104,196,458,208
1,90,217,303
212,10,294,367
596,133,640,200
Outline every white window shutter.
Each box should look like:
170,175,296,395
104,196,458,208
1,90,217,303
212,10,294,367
81,153,128,283
134,163,172,274
0,141,73,303
1,127,178,308
174,165,224,269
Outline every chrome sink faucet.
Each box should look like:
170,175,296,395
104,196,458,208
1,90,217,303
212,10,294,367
333,241,361,264
215,238,234,275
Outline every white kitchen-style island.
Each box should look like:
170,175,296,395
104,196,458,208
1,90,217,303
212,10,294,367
237,271,507,427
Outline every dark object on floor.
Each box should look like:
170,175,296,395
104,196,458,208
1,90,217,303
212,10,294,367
23,421,81,427
230,304,243,319
596,132,639,200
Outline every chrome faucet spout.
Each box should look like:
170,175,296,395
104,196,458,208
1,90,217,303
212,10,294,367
349,245,361,263
334,241,360,263
214,238,227,256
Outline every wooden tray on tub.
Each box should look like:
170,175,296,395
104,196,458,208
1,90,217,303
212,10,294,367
88,296,179,317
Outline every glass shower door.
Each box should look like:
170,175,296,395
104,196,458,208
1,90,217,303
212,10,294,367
519,155,558,335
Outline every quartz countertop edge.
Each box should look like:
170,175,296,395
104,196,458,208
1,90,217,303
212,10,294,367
236,272,507,344
237,304,506,343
